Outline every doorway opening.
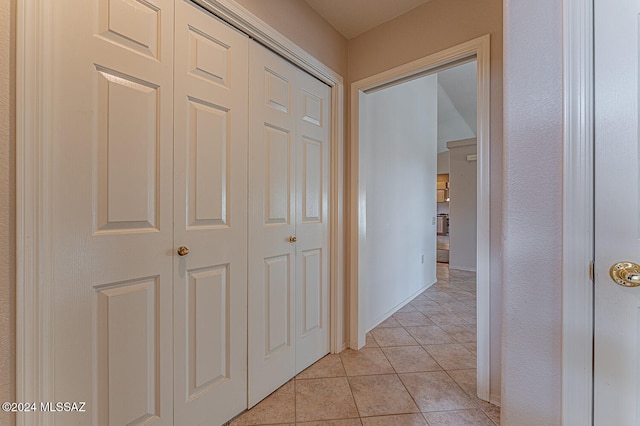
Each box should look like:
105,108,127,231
349,36,492,401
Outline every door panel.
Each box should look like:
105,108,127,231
264,254,293,355
173,1,248,424
594,0,640,424
95,67,160,232
187,264,229,395
294,68,330,373
301,249,322,334
186,99,230,229
248,42,297,407
265,126,293,224
249,41,330,407
51,0,174,424
96,278,161,425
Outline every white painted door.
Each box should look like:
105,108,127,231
248,41,330,406
173,1,249,424
594,0,640,424
50,0,174,424
294,67,331,372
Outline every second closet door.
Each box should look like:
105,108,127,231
248,42,331,407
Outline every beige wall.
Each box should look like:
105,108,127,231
347,0,503,401
0,0,15,424
235,0,348,77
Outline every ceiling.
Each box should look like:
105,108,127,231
303,0,432,39
300,0,477,152
437,61,478,152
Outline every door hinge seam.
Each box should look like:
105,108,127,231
589,260,595,282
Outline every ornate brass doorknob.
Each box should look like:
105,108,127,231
289,236,297,243
610,261,640,287
177,246,190,256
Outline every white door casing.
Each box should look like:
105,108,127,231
48,0,174,424
349,35,492,402
561,0,594,423
173,1,248,424
248,41,330,407
593,0,640,423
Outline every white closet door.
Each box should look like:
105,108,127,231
294,67,331,373
173,1,249,424
248,42,298,407
50,0,174,424
248,41,330,407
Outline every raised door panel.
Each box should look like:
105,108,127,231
301,249,322,335
95,67,160,232
51,0,173,424
301,137,323,224
248,41,297,407
186,98,230,229
264,255,292,355
96,278,160,426
187,265,229,397
173,2,249,425
98,0,161,59
264,126,292,225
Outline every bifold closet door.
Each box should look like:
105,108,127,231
48,0,175,424
173,1,249,425
248,41,331,407
293,62,331,373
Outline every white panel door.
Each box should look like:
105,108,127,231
173,1,249,424
594,0,640,424
248,41,330,407
248,42,298,406
294,68,331,372
50,0,174,424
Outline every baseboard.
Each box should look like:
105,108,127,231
489,393,501,407
366,279,437,333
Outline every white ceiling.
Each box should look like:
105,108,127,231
303,0,432,39
300,1,477,152
437,61,478,152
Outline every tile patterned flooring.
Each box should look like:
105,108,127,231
229,264,500,426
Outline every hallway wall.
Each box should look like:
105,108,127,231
362,74,439,330
502,0,563,424
347,0,503,402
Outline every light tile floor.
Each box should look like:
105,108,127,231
229,264,500,426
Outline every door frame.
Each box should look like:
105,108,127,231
15,0,345,421
349,35,493,402
562,0,594,423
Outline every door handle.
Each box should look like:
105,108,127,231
289,236,297,243
610,261,640,287
177,246,190,256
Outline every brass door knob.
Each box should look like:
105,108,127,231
610,261,640,287
177,246,190,256
289,236,297,243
